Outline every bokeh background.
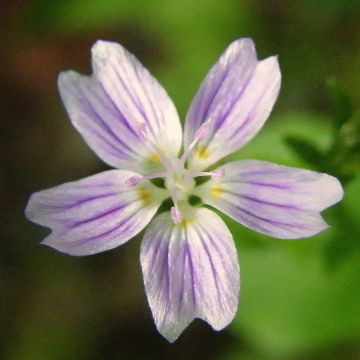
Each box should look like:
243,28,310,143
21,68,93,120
2,1,360,359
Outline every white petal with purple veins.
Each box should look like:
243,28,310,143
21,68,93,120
184,39,281,170
25,170,166,256
91,40,183,160
140,207,240,342
195,160,343,239
58,72,154,173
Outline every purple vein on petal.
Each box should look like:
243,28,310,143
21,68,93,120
77,86,137,156
94,80,141,139
185,244,197,309
197,46,247,123
198,223,231,274
197,230,223,310
112,66,152,131
67,205,144,247
87,80,135,135
159,241,171,314
229,169,290,177
149,227,172,275
212,68,254,134
227,180,292,190
177,244,188,313
231,203,313,233
222,189,303,211
69,202,129,228
226,86,269,144
75,95,131,157
117,61,160,130
224,205,273,236
148,238,162,273
54,192,118,210
133,67,162,130
97,81,140,139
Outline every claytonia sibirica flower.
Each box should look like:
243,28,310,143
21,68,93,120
25,39,343,342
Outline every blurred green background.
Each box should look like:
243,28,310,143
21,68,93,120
2,1,360,359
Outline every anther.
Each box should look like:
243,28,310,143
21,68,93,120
125,171,168,187
125,176,142,187
211,168,225,181
194,119,212,142
135,122,147,141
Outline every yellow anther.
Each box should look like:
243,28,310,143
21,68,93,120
196,146,210,159
181,218,189,227
211,186,223,199
137,187,151,205
149,153,161,163
175,218,193,228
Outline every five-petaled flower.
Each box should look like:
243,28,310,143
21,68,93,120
25,39,343,342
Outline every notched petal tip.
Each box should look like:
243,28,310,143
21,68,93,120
89,37,183,160
25,191,52,228
57,69,76,85
91,39,117,55
25,171,162,256
91,40,126,71
57,70,86,106
184,39,282,170
141,209,240,342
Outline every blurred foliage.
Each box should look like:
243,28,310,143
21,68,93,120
226,112,360,359
286,80,360,184
284,82,360,269
2,0,360,360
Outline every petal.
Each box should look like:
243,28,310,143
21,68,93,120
184,39,281,170
59,72,150,173
91,40,182,160
195,160,344,239
25,170,166,256
140,207,240,342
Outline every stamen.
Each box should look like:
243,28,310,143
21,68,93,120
211,168,225,180
194,120,212,141
144,172,168,180
186,168,225,181
125,176,142,187
125,172,168,187
135,122,147,141
181,119,212,165
171,206,183,224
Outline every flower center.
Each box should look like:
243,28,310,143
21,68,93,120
164,159,195,199
126,120,224,224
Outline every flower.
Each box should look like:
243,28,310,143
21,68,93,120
25,39,343,342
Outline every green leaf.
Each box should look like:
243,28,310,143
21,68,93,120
324,175,360,267
284,136,324,168
327,78,353,129
231,240,360,357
